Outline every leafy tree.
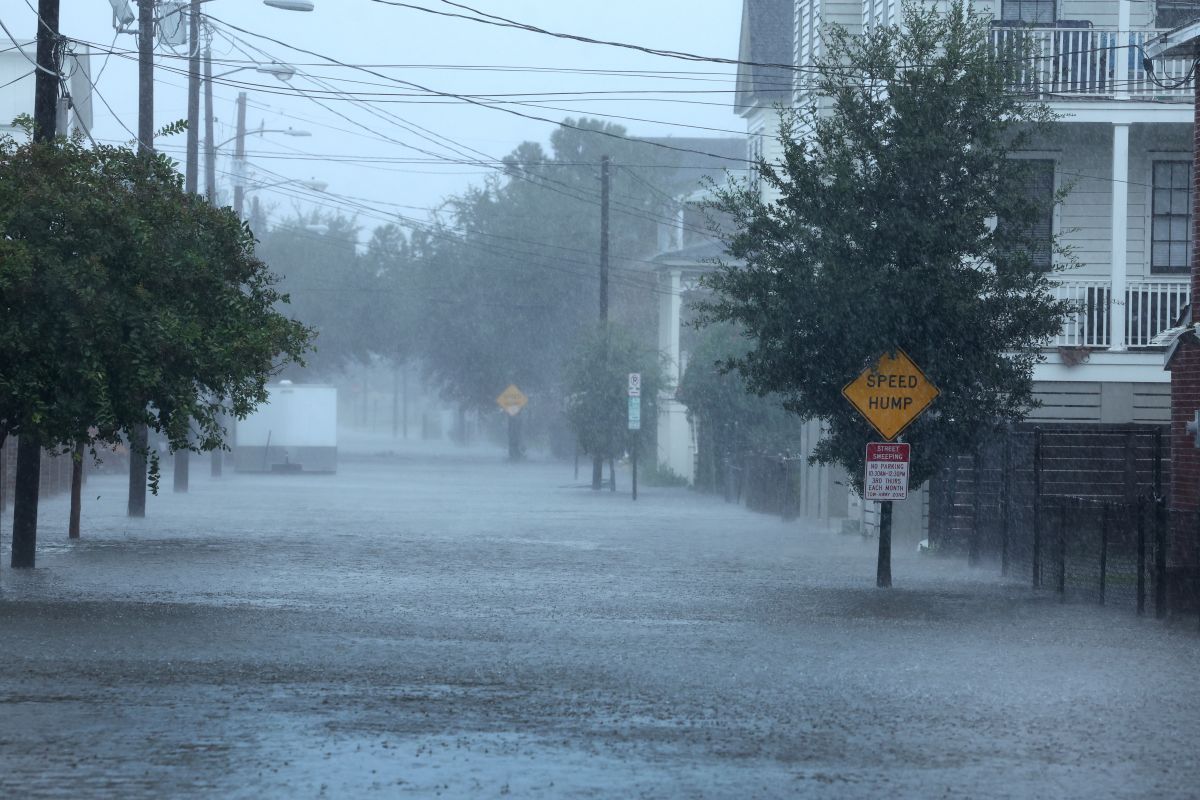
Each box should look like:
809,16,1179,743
0,131,312,559
698,1,1071,497
257,213,376,376
413,119,686,450
676,322,800,492
563,324,662,489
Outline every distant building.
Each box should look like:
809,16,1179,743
0,39,93,138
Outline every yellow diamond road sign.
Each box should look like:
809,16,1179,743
496,384,528,417
842,349,940,441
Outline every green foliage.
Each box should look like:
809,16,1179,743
563,323,662,461
412,119,686,418
639,460,689,488
696,1,1072,491
0,133,313,459
676,322,800,491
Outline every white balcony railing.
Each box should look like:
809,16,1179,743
1050,278,1190,349
989,27,1194,100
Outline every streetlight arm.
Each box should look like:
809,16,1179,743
215,128,312,150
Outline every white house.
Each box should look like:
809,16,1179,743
0,40,93,138
659,0,1194,536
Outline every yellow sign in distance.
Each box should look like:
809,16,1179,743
496,384,529,417
841,349,940,441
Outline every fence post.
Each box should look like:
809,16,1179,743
1099,502,1109,606
1155,494,1168,620
969,448,982,567
1033,427,1043,590
780,456,789,522
1001,432,1011,577
1154,428,1167,620
1137,494,1147,617
1057,500,1067,601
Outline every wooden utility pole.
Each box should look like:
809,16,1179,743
204,43,216,202
203,40,224,479
592,156,611,491
173,0,203,494
129,0,155,519
233,91,247,217
11,0,62,568
599,155,610,323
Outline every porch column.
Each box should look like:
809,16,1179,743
658,269,683,385
1115,0,1130,101
656,268,687,479
1110,122,1130,351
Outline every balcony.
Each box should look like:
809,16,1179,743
989,27,1194,100
1050,278,1190,349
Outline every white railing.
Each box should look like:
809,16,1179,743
1052,279,1112,348
1049,278,1190,349
1126,279,1190,347
989,27,1194,99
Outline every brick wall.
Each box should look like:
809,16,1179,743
1162,77,1200,608
1169,340,1200,560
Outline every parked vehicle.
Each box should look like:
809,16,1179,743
234,382,337,473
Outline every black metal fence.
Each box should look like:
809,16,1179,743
722,452,801,520
929,425,1171,618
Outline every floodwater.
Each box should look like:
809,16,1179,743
1,436,1198,798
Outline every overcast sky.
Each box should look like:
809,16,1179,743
4,0,746,235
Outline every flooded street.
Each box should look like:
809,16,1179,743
0,439,1197,798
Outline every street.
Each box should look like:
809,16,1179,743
1,438,1198,799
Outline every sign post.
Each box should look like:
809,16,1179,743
628,373,641,500
496,384,529,462
842,349,939,588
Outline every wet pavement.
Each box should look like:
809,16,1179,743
1,437,1198,798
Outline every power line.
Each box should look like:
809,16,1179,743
201,13,753,165
370,0,804,73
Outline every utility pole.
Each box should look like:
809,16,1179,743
204,42,216,202
592,155,611,491
599,155,610,323
233,91,247,217
12,0,62,568
129,0,155,519
203,40,224,478
173,0,202,494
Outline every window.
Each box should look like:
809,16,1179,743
1156,0,1199,30
1000,0,1056,24
998,159,1055,271
748,132,764,196
1151,161,1192,274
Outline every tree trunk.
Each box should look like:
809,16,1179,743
12,434,41,568
69,442,83,539
173,450,189,493
592,456,603,490
128,425,147,518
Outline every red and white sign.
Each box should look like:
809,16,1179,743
864,442,910,502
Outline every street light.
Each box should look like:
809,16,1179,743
215,127,311,151
245,178,329,193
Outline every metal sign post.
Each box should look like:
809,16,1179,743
629,373,641,500
496,384,529,462
842,350,939,588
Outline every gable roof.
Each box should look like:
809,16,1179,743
735,0,795,116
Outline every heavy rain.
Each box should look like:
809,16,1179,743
2,1,1200,798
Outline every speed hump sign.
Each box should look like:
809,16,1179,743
842,349,939,441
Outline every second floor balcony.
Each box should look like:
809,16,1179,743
990,26,1194,100
1051,277,1190,350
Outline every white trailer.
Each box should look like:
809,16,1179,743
234,382,337,473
